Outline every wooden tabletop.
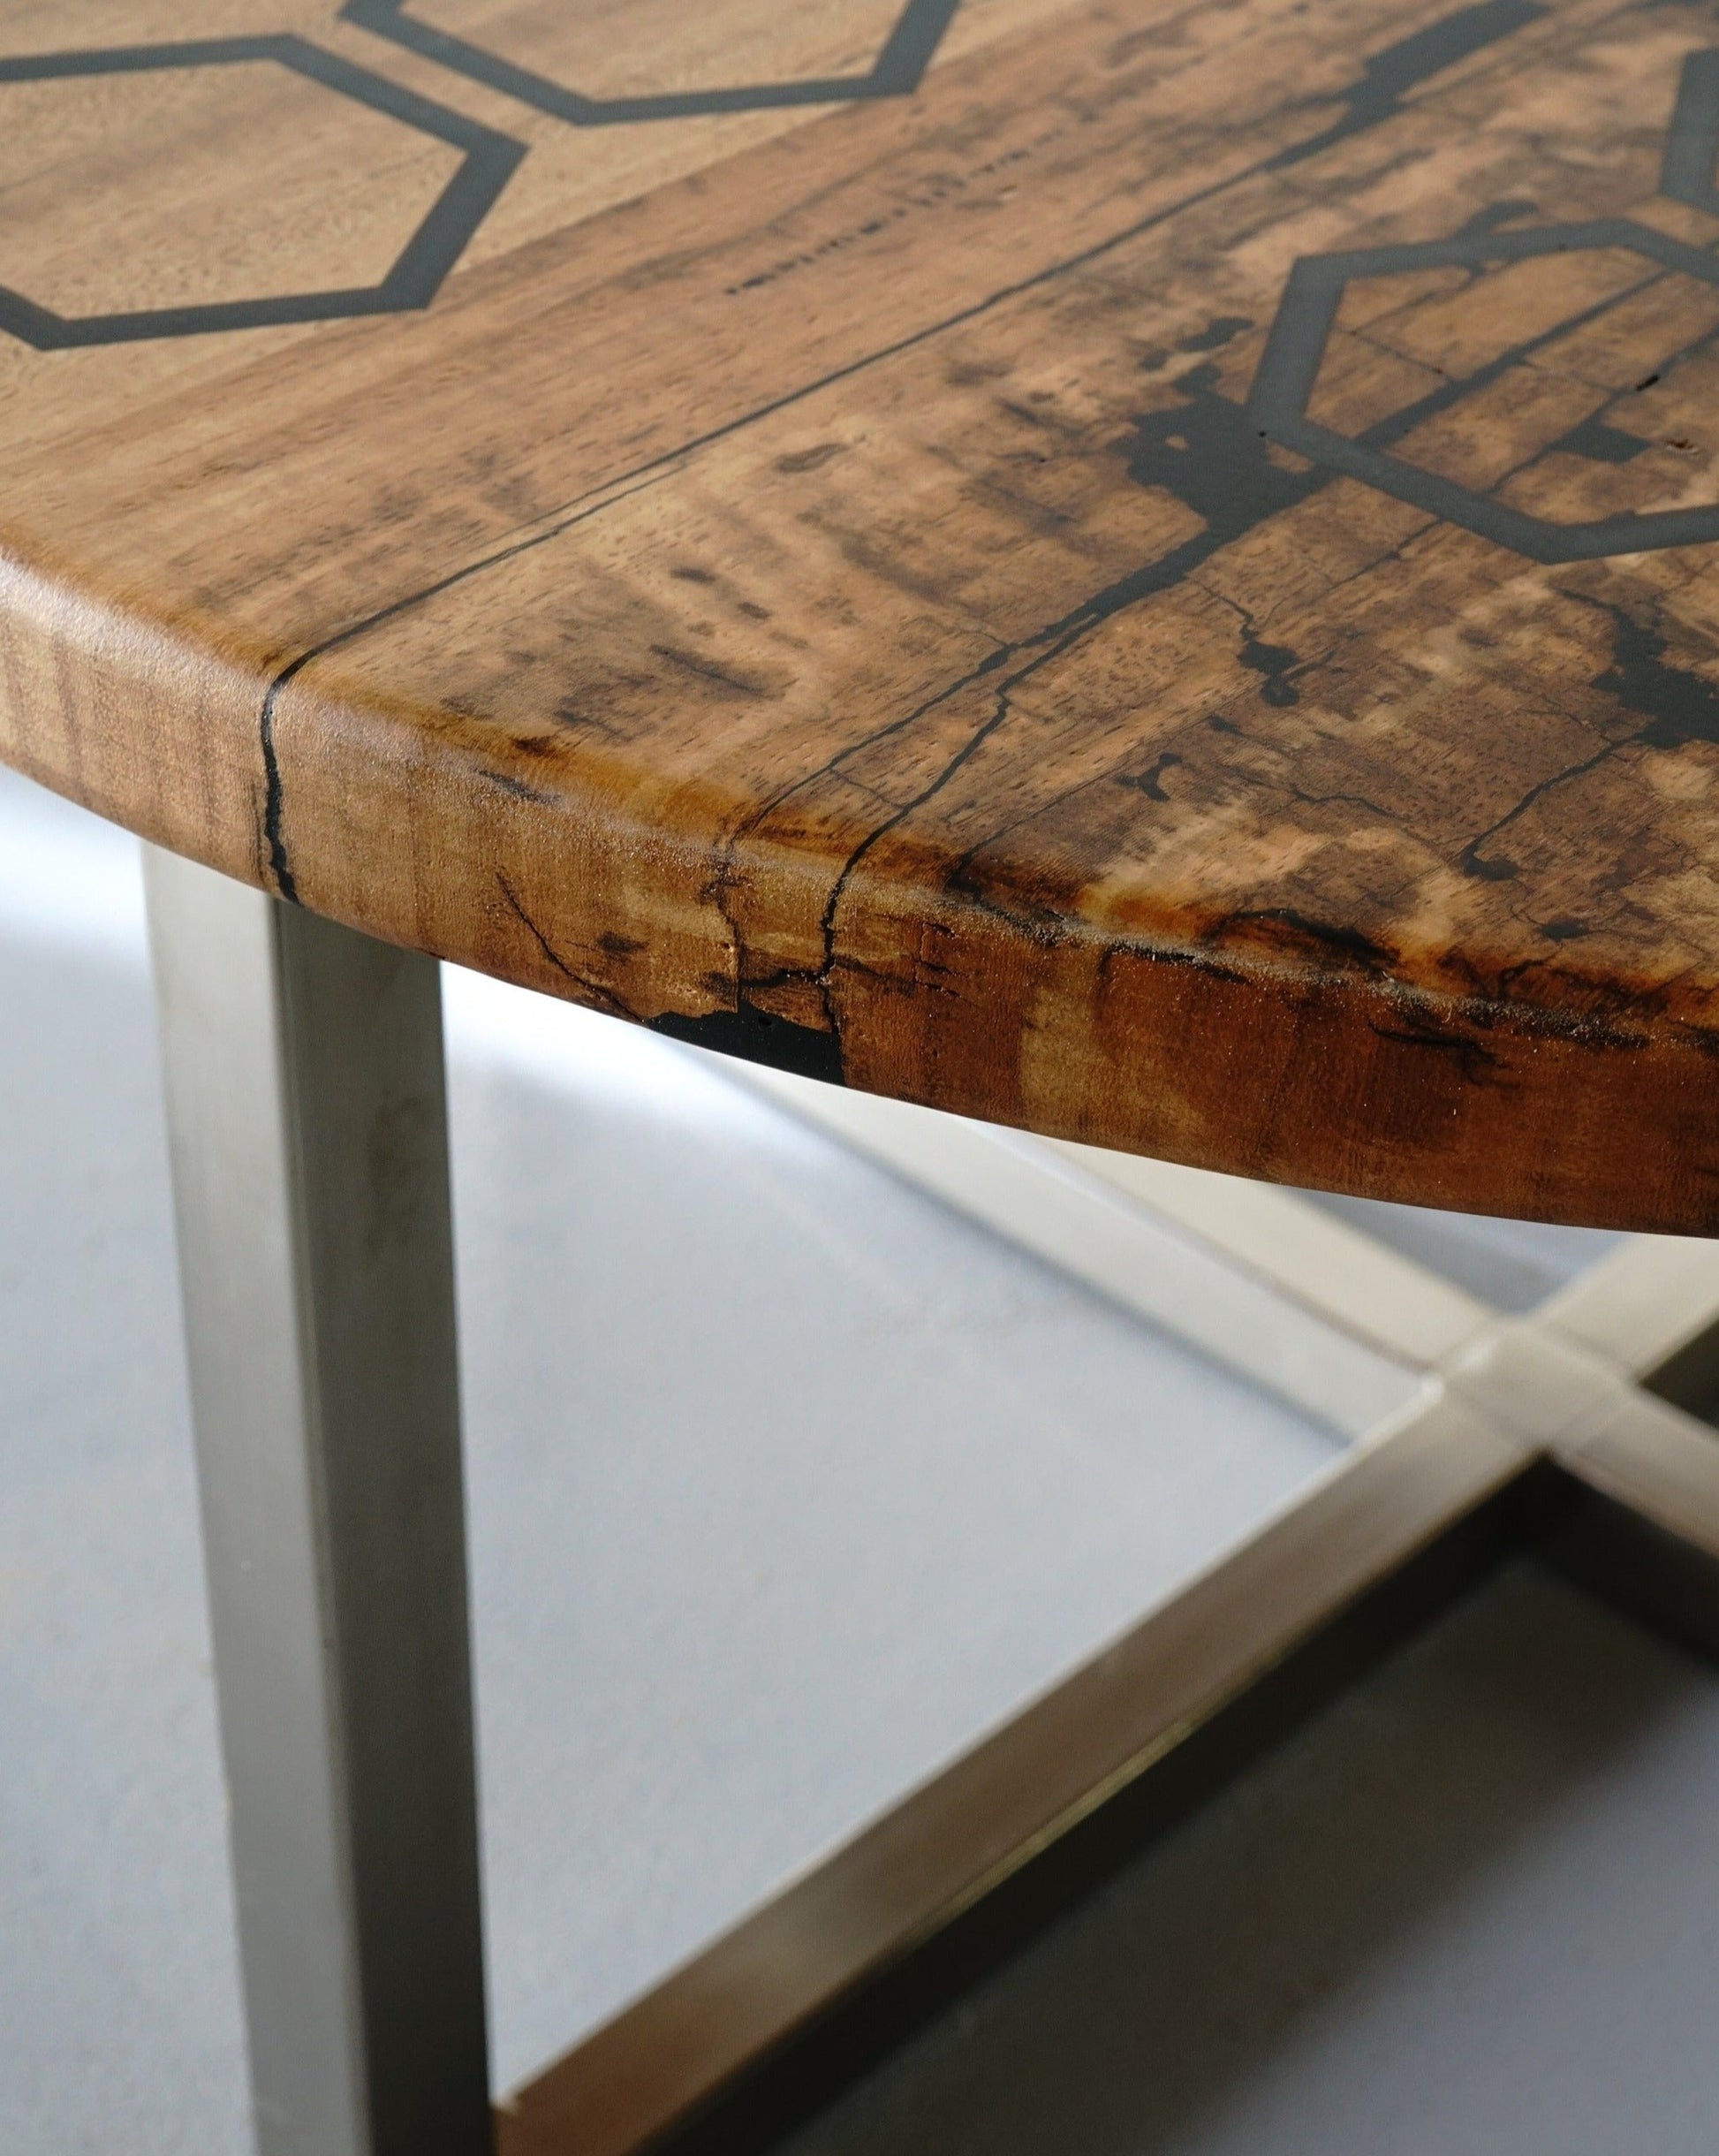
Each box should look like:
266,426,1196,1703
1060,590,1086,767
4,1,1719,1232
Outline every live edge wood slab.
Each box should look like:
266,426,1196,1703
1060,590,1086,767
7,0,1719,1230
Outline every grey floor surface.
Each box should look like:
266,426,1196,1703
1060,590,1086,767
784,1562,1719,2156
0,767,1637,2152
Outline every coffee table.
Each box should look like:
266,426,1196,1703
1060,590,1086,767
8,4,1719,2152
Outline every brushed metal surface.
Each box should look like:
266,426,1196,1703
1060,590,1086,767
146,846,489,2156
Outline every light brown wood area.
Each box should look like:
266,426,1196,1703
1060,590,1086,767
5,0,1719,1228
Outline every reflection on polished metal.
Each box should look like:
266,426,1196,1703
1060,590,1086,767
144,848,489,2156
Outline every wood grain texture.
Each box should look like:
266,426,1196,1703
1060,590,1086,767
5,0,1719,1227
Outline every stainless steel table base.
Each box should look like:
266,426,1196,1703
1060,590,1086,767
144,847,490,2156
138,844,1719,2156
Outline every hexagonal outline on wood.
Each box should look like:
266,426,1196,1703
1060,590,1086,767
0,35,524,349
339,0,963,125
1246,217,1719,564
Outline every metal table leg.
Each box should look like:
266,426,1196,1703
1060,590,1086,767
144,847,491,2156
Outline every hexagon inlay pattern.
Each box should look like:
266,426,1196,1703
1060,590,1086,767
0,37,523,349
1249,222,1719,564
339,0,962,125
1249,51,1719,564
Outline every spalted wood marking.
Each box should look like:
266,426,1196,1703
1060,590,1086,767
4,0,1719,1227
